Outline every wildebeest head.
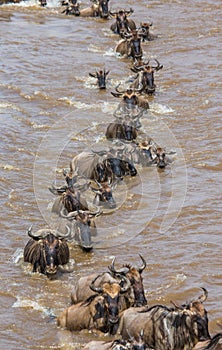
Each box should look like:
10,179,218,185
128,31,143,61
62,2,80,16
153,147,167,168
131,59,163,94
91,181,117,209
39,0,47,6
138,22,153,41
81,294,108,332
172,288,210,342
90,274,131,329
89,69,110,89
24,226,70,276
98,0,110,18
60,209,99,251
111,86,144,110
109,255,147,307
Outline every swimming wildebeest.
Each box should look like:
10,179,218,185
61,0,80,16
111,87,149,110
59,208,99,251
89,69,110,89
78,0,110,18
117,288,210,349
49,171,116,210
70,151,137,183
105,121,138,141
108,255,147,307
115,30,143,61
71,255,147,308
130,59,163,94
110,8,136,37
58,274,131,334
137,22,158,42
24,226,70,277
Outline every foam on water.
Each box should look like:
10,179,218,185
150,103,174,115
12,296,56,318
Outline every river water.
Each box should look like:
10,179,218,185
0,0,221,349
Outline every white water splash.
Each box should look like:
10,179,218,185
10,248,24,264
12,296,56,318
150,103,174,115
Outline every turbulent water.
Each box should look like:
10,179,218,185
0,0,221,349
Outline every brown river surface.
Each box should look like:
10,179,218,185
0,0,221,349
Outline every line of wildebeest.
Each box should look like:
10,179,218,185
20,0,222,349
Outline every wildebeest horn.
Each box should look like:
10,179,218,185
60,208,79,219
108,257,129,275
115,83,126,94
90,274,103,293
197,287,208,303
120,275,131,293
48,182,67,195
138,254,146,273
111,91,123,97
27,226,55,240
94,179,102,188
89,72,97,78
54,225,71,239
152,59,163,71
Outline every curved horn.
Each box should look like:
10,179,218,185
55,225,71,239
89,72,97,78
138,254,146,273
89,274,103,294
153,59,163,71
111,91,123,98
60,207,79,220
198,287,208,303
120,275,131,293
115,83,126,94
27,225,39,240
108,257,129,275
94,179,102,189
27,226,53,239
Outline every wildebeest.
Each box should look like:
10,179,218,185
70,151,137,183
108,255,147,307
89,69,110,89
115,30,143,61
110,8,136,37
23,226,70,277
58,274,131,334
59,209,99,251
61,1,80,16
120,141,171,169
90,181,117,209
57,294,108,332
39,0,47,6
78,0,110,18
106,121,138,141
111,87,149,110
130,59,163,94
71,256,147,308
137,22,158,42
117,288,210,349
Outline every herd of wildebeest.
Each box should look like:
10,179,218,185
5,0,219,348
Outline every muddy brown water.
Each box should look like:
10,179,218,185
0,0,221,349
